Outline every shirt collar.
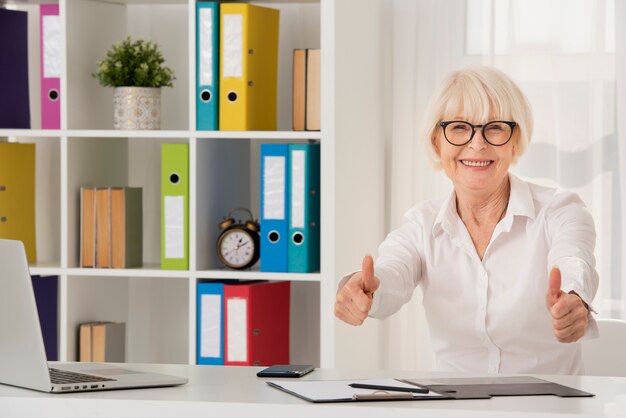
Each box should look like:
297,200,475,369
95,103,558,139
432,173,536,237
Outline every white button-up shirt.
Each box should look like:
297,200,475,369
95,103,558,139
368,174,599,375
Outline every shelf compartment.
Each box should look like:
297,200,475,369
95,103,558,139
66,275,190,363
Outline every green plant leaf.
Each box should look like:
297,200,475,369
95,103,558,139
91,36,176,88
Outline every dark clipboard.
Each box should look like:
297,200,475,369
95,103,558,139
266,376,594,403
405,376,595,399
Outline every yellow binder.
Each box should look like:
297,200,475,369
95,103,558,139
219,3,279,130
0,143,36,262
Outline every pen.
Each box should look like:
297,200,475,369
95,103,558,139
348,383,429,394
352,393,415,400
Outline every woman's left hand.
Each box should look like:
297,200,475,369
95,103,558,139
546,267,590,343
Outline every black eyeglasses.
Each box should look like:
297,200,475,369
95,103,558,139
439,120,517,146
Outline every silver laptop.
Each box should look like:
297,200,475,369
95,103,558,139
0,239,188,393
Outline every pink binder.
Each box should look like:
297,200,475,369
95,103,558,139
40,4,61,129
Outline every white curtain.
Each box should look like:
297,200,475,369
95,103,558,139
381,0,623,370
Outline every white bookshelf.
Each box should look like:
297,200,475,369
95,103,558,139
1,0,386,369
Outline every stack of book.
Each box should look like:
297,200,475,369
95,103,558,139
292,48,321,131
79,321,125,362
81,187,142,268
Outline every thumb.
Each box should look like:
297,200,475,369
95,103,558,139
546,267,562,308
361,255,379,294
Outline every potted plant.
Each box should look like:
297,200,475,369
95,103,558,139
92,37,175,130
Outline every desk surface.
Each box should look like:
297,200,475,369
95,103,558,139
1,363,625,418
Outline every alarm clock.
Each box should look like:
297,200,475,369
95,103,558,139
216,208,260,270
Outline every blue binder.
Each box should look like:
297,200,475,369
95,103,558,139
197,281,225,365
288,143,320,272
260,144,290,272
196,2,219,130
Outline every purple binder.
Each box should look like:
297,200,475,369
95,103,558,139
32,275,59,361
0,8,31,129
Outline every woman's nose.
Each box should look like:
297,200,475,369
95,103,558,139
468,127,488,150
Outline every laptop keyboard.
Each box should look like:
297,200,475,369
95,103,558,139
49,368,116,384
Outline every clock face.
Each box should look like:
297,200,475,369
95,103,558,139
218,229,256,268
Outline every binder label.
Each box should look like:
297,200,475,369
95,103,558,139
223,14,242,77
164,196,184,258
199,8,214,86
227,298,247,362
291,150,305,228
42,15,61,77
200,294,222,358
263,156,286,220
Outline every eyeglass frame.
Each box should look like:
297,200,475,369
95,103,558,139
438,120,517,147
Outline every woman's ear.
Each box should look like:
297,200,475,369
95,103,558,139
432,136,441,157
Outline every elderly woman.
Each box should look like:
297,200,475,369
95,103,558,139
335,66,598,375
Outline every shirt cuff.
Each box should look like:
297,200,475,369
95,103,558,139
556,256,598,314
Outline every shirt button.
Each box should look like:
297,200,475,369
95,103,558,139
489,366,497,373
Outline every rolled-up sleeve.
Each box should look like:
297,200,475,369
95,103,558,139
369,210,424,318
546,191,599,337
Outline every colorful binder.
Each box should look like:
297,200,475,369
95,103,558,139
223,281,290,366
260,144,289,272
219,4,279,130
161,144,189,270
110,187,143,269
288,143,320,272
0,143,37,262
40,4,61,130
197,281,225,365
196,1,220,131
31,276,58,361
0,9,30,129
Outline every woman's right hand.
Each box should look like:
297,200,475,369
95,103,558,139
334,255,380,325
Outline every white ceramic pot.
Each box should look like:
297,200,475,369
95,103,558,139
113,87,161,130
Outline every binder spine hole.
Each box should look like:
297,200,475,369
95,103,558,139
292,232,304,245
0,185,5,191
268,230,280,243
169,173,180,184
227,91,238,102
48,88,59,101
0,217,6,223
200,89,212,103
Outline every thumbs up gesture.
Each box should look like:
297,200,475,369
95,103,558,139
334,255,380,326
545,267,589,343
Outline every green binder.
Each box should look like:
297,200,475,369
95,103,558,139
161,144,189,270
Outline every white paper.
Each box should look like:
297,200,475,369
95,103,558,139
43,15,61,78
291,150,305,228
226,298,247,362
200,294,221,358
267,378,445,402
199,8,214,86
164,196,184,259
263,156,285,220
223,14,242,78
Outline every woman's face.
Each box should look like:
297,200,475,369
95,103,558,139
435,116,516,195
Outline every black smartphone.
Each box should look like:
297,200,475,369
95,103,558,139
256,364,315,378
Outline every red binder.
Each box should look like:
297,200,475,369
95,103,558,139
223,281,290,366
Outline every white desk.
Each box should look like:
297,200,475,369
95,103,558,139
1,364,626,418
